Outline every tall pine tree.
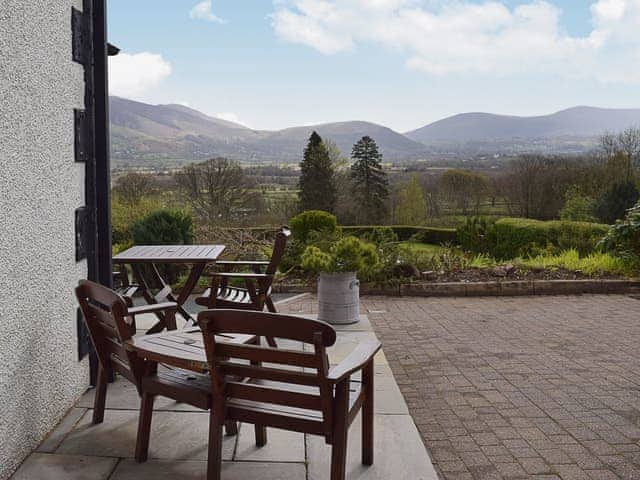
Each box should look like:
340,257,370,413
350,136,389,223
298,131,337,213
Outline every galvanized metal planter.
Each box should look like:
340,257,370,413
317,272,360,325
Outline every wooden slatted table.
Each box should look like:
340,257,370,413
113,245,225,331
126,327,256,373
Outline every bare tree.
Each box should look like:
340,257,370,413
497,156,546,218
438,169,489,215
113,172,154,204
617,127,640,166
175,158,248,224
420,174,442,218
323,139,349,170
600,131,618,160
324,139,355,222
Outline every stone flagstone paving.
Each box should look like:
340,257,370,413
284,294,640,480
11,295,437,480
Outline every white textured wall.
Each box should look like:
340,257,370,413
0,1,88,478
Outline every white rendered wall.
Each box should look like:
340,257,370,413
0,1,89,478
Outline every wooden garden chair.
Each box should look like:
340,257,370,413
112,264,140,333
75,280,210,458
199,309,382,480
195,227,291,315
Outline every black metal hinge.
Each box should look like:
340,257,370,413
72,7,91,66
74,109,92,163
75,206,93,262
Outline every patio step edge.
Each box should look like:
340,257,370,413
273,280,640,297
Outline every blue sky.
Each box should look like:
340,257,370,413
108,0,640,132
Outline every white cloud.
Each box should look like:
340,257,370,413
271,0,640,83
109,52,172,99
189,1,227,23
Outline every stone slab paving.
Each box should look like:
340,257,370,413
284,294,640,480
11,454,117,480
11,296,437,480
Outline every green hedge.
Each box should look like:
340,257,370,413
341,225,457,244
490,218,609,259
211,224,458,245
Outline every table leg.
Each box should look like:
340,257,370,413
131,263,168,333
174,262,206,323
125,261,208,331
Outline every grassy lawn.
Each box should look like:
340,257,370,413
401,242,444,255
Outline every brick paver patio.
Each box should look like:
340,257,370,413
282,294,640,480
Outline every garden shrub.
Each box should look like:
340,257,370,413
408,228,458,245
489,218,608,259
341,225,457,243
112,195,162,247
560,186,596,222
600,201,640,260
362,227,398,246
131,210,194,245
279,238,306,273
555,221,609,254
283,210,338,272
130,210,194,284
289,210,338,243
595,181,640,224
518,249,633,277
300,236,379,277
456,217,496,254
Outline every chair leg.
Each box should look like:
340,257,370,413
330,380,349,480
145,319,166,335
164,309,177,331
128,314,137,336
207,410,224,480
265,296,277,313
92,364,109,424
224,421,238,436
255,425,267,447
135,392,155,462
362,361,374,466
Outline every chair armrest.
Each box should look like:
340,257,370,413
207,272,273,279
327,340,382,384
127,302,178,316
119,285,138,298
215,260,270,266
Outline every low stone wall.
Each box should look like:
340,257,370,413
274,280,640,297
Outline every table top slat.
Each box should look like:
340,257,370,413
114,245,225,263
148,336,205,352
143,337,204,356
128,329,255,371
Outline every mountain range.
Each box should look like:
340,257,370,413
110,97,640,164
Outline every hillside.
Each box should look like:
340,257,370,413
110,97,427,163
406,106,640,143
110,99,640,164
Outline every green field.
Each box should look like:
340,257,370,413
400,242,444,255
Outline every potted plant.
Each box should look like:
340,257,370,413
301,236,379,324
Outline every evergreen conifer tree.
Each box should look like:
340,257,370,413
350,136,389,223
298,131,337,213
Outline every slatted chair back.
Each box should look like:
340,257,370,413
264,226,291,276
199,309,337,437
75,280,142,387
